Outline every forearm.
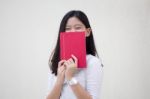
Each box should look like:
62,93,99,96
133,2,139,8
70,83,92,99
46,81,63,99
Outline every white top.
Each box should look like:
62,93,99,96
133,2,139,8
47,54,103,99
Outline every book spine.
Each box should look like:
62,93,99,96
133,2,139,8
60,33,65,60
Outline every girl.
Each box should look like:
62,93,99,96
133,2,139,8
46,10,103,99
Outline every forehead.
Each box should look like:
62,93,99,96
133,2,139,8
66,17,84,26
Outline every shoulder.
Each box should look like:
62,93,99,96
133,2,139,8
86,54,103,67
85,54,103,75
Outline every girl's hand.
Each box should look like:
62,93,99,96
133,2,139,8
56,60,66,85
64,54,78,80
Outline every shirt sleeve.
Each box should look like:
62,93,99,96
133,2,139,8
86,57,103,99
46,70,56,96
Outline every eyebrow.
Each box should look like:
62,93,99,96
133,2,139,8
74,24,83,27
66,24,84,27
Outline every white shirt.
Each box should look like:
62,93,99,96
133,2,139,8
47,54,103,99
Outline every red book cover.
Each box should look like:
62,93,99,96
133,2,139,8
60,32,87,68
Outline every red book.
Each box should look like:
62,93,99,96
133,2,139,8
60,32,87,68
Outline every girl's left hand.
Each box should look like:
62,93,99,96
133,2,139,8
64,54,78,80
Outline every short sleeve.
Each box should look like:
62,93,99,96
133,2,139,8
86,57,103,99
46,70,56,96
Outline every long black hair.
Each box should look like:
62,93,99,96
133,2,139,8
49,10,99,76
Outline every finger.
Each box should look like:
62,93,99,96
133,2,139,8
61,69,66,74
58,60,66,67
61,66,66,71
68,58,73,64
59,68,65,74
71,54,78,64
69,58,74,63
64,61,69,66
59,66,66,72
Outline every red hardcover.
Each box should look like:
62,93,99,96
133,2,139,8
60,32,87,68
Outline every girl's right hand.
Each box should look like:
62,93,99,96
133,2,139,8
56,60,66,85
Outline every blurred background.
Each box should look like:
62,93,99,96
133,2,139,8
0,0,150,99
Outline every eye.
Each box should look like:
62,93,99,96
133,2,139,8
75,26,82,30
65,27,71,31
